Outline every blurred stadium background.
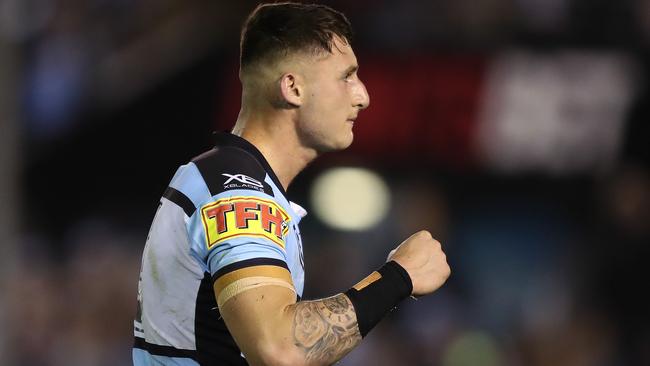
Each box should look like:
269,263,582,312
1,0,649,365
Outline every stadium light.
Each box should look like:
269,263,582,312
310,167,390,231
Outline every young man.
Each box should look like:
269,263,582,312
133,3,450,365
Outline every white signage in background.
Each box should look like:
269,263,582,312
477,51,639,174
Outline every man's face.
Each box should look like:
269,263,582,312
295,37,370,152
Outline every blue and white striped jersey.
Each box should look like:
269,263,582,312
133,133,306,365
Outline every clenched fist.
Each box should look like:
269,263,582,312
388,230,450,296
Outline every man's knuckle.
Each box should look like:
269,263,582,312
415,230,431,240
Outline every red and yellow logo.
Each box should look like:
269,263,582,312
201,196,290,250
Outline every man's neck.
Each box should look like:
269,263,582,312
232,111,318,192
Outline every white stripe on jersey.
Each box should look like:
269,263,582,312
138,198,205,349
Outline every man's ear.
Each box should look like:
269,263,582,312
279,73,302,108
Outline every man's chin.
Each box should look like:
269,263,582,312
341,132,354,149
323,133,353,153
308,130,355,154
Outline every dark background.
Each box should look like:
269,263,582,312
0,0,648,365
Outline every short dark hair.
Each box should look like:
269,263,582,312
240,2,353,70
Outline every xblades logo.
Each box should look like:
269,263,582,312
222,173,264,189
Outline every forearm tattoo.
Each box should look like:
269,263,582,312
292,294,362,363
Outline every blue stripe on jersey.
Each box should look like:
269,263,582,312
133,349,199,366
187,188,289,278
207,240,287,277
169,163,212,217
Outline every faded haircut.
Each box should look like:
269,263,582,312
240,2,353,72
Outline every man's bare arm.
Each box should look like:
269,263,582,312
219,285,360,366
219,231,450,366
292,294,361,362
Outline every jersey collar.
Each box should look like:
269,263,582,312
213,132,288,198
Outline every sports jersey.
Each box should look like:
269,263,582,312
133,133,306,366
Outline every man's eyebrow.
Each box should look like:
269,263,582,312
342,65,358,77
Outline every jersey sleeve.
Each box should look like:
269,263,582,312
185,146,295,305
190,189,291,275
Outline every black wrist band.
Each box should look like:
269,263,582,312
344,261,413,337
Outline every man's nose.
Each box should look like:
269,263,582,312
353,80,370,110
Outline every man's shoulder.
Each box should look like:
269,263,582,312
190,146,275,197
